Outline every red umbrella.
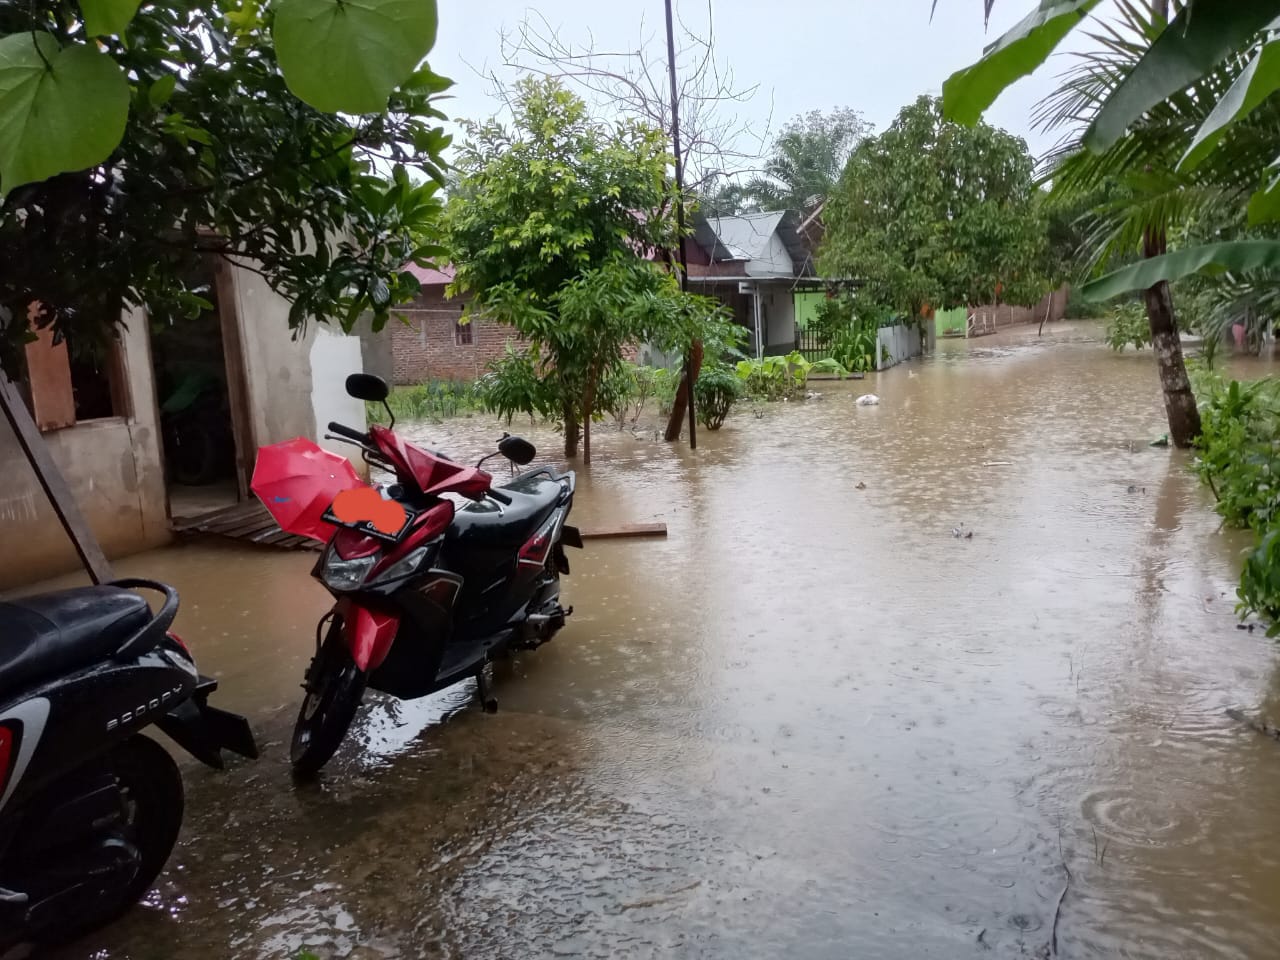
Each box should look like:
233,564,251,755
252,438,364,543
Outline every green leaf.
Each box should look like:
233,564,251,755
1081,240,1280,301
274,0,439,114
401,64,453,96
1180,40,1280,171
148,73,177,107
1086,3,1280,153
1247,164,1280,224
80,0,142,37
0,33,129,194
942,0,1100,126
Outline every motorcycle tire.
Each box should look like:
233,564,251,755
41,735,184,945
165,417,218,487
291,621,367,778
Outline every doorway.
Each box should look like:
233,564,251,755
150,259,251,522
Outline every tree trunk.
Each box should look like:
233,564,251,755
663,339,704,442
563,399,580,459
1142,230,1201,448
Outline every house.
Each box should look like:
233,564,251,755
685,210,823,359
387,264,521,385
389,210,827,383
0,258,371,589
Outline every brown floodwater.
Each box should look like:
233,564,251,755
34,321,1280,959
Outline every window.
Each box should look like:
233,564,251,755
454,318,473,346
22,306,128,431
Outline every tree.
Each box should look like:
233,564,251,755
821,96,1048,319
709,108,870,215
943,0,1280,293
445,79,735,464
0,1,451,376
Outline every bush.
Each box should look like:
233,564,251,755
694,363,743,429
603,363,668,430
1192,370,1280,632
1104,300,1151,352
474,346,558,426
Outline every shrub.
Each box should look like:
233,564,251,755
694,363,743,429
1104,300,1150,352
1192,369,1280,632
474,346,558,426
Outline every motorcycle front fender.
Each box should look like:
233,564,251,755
336,599,400,672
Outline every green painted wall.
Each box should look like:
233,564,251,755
795,291,825,330
936,307,966,336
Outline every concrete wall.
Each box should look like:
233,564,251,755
745,234,794,278
226,267,367,466
309,328,367,464
876,321,928,371
0,308,168,589
759,289,797,355
964,284,1070,338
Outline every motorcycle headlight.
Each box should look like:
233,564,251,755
320,552,377,591
368,545,431,586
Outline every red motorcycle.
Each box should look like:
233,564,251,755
254,374,580,776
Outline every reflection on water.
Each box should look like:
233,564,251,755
44,322,1280,959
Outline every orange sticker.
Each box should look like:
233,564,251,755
333,487,407,535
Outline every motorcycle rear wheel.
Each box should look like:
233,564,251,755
291,620,367,778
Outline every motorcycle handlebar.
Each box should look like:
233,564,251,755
328,421,371,445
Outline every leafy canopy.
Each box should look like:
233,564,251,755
942,0,1280,295
705,108,870,215
0,1,452,373
821,96,1048,314
446,79,737,461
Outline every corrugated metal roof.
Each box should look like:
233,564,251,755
705,211,787,263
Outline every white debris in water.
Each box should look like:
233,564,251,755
855,394,880,406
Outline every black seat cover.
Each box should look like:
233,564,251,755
449,472,563,548
0,586,151,693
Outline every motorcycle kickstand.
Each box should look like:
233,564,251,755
475,666,498,715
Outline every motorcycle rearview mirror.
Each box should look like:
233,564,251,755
499,435,536,466
345,373,393,429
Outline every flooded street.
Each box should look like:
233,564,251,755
48,321,1280,959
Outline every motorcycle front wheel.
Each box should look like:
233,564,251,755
8,734,185,949
291,620,367,778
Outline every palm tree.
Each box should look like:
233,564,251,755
740,108,870,213
1031,0,1280,445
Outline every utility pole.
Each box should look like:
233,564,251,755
661,0,700,448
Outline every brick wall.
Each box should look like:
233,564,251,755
391,285,649,384
390,286,521,384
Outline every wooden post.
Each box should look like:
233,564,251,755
0,370,114,584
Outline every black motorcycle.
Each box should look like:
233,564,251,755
255,374,581,776
0,578,257,951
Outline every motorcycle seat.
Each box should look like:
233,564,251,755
0,586,151,694
449,472,563,547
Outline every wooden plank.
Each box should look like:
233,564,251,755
578,522,667,540
24,317,76,431
213,258,256,501
171,501,251,532
0,370,114,583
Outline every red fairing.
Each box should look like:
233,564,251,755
336,598,399,672
369,501,454,578
333,527,382,560
0,723,14,798
369,425,493,499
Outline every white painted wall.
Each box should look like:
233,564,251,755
227,266,367,473
310,328,367,463
764,290,796,348
876,322,928,370
745,232,794,278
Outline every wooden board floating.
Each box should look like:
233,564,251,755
578,522,667,540
174,499,668,549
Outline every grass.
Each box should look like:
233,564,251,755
366,379,481,424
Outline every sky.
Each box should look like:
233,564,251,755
432,0,1114,170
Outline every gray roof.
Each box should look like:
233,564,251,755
701,211,815,277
